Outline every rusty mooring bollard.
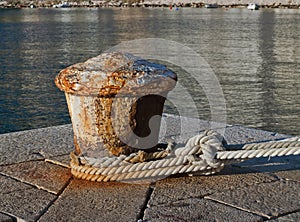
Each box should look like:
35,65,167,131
55,52,177,159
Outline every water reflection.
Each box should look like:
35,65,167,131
0,8,299,135
257,11,276,131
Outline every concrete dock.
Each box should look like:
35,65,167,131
0,114,299,221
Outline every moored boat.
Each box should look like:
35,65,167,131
247,3,259,10
204,3,218,8
53,2,70,8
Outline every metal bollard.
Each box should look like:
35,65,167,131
55,52,177,159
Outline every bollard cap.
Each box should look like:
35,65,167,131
55,52,177,96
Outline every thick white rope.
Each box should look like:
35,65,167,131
70,130,300,182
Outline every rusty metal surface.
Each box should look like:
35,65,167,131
55,52,177,96
56,52,177,157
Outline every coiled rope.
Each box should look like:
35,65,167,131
70,130,300,182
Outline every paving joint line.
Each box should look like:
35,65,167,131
0,210,24,222
201,178,297,221
0,172,43,191
265,209,300,221
34,177,73,222
137,183,155,221
0,171,62,195
204,196,269,220
144,173,281,208
44,158,70,169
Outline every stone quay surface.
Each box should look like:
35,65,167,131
0,114,299,221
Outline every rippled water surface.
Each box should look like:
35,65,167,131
0,8,299,135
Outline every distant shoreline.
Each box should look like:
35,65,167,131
1,1,300,9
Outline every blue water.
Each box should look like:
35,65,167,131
0,8,299,135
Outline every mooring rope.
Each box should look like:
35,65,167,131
70,130,300,182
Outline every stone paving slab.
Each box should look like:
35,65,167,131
38,179,150,222
0,114,299,222
148,165,276,206
0,175,56,222
222,125,288,145
207,180,300,219
0,124,73,165
0,174,32,194
0,160,71,194
144,197,263,222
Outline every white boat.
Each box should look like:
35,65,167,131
205,3,218,8
53,2,70,8
247,3,259,10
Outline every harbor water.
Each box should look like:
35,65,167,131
0,8,299,135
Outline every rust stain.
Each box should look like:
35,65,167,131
73,136,82,155
55,52,177,158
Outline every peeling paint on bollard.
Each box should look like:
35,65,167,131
55,52,177,158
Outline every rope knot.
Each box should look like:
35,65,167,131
174,130,225,168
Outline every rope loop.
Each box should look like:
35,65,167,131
70,130,300,182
